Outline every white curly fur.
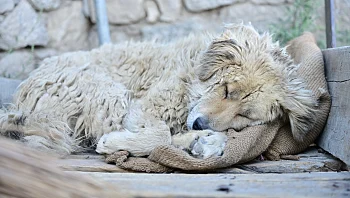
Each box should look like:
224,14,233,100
0,24,316,157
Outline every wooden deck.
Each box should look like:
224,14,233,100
57,147,350,198
70,172,350,198
1,47,349,197
52,46,350,197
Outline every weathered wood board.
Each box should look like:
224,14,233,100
318,46,350,165
70,171,350,198
59,147,345,174
234,147,344,173
0,77,21,107
58,158,128,172
1,137,349,198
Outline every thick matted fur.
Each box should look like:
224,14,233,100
0,24,317,158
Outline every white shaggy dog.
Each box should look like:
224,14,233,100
0,24,316,159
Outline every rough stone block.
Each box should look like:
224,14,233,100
47,1,90,52
88,25,142,49
184,0,237,12
0,51,36,80
145,0,160,23
0,0,49,50
219,2,287,31
0,0,14,14
84,0,146,25
156,0,182,22
0,77,21,107
142,21,205,42
106,0,145,24
251,0,287,4
28,0,61,11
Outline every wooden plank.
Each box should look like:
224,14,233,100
64,153,105,160
70,172,350,198
318,47,350,166
235,147,344,173
0,77,21,107
59,147,345,174
57,158,128,172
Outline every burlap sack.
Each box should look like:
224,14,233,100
264,32,331,160
106,33,331,172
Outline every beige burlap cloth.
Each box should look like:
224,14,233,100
106,33,331,173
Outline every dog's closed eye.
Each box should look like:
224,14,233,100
238,109,253,119
223,84,228,99
222,84,241,100
238,114,250,119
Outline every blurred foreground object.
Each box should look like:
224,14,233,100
0,138,125,198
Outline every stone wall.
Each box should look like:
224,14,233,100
0,0,349,80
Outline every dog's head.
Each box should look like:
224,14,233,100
187,24,317,142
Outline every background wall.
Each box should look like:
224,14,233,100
0,0,349,80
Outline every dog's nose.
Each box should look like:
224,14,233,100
192,117,209,130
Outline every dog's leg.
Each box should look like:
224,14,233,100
96,126,171,156
96,102,172,156
172,130,228,159
171,130,213,150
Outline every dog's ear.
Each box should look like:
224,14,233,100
197,47,224,81
197,57,221,81
198,38,240,81
280,84,317,142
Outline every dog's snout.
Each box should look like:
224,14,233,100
192,117,209,130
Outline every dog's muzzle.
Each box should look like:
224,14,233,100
187,104,211,130
192,117,210,130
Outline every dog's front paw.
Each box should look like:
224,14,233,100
190,132,227,159
96,133,118,154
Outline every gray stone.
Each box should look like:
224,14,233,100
0,0,49,50
106,0,145,25
318,47,350,166
156,0,182,22
0,77,21,107
28,0,61,11
34,48,58,60
13,0,20,5
83,0,96,22
82,0,90,18
89,25,142,49
219,3,287,31
184,0,237,12
142,20,205,42
46,1,90,52
145,0,160,23
0,51,36,80
251,0,287,4
0,15,5,23
0,0,14,14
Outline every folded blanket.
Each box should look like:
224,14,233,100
106,33,331,172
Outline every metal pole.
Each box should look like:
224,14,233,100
94,0,111,45
325,0,336,48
